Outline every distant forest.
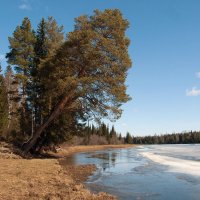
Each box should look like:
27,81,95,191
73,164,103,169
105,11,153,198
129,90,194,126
69,125,200,145
124,131,200,144
69,123,124,145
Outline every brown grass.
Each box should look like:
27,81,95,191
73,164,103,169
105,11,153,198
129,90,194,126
0,143,135,200
0,142,136,200
0,158,116,200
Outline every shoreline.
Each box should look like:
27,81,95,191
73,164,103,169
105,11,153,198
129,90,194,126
56,144,135,157
58,144,136,192
0,143,134,199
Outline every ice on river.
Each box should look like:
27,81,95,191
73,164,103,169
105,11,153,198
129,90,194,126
142,152,200,176
141,144,200,176
63,144,200,200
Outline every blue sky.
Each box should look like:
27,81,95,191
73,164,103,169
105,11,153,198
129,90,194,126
1,0,200,136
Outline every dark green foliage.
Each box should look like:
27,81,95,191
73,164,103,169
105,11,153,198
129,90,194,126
78,123,123,145
132,131,200,144
110,125,116,138
30,17,64,130
29,18,47,127
125,132,132,144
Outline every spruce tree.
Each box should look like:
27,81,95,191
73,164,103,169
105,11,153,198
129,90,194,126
101,123,107,137
125,132,132,144
106,124,110,143
30,18,47,128
32,17,65,149
29,17,64,134
110,125,116,138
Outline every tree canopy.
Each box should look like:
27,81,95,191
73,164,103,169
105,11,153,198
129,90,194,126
2,9,132,153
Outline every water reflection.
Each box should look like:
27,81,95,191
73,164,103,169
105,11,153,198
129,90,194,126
61,145,200,200
87,151,117,170
60,149,118,171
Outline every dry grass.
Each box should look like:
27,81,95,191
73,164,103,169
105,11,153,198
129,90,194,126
0,143,133,200
0,157,116,200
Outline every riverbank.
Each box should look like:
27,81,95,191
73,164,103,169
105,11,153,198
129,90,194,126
0,142,134,199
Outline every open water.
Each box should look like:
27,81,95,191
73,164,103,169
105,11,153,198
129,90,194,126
63,144,200,200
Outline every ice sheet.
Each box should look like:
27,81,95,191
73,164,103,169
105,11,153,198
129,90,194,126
141,151,200,176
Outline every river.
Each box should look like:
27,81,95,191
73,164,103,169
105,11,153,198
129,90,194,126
63,144,200,200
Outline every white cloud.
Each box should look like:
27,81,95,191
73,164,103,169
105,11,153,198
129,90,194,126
186,87,200,96
19,0,31,10
196,72,200,78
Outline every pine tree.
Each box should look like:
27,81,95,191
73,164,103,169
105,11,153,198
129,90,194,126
6,17,36,138
45,16,64,57
23,9,131,153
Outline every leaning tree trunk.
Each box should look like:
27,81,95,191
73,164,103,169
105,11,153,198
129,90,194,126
23,91,74,153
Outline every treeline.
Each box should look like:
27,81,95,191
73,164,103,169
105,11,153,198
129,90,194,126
0,17,66,147
0,9,131,153
126,131,200,144
70,123,124,145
